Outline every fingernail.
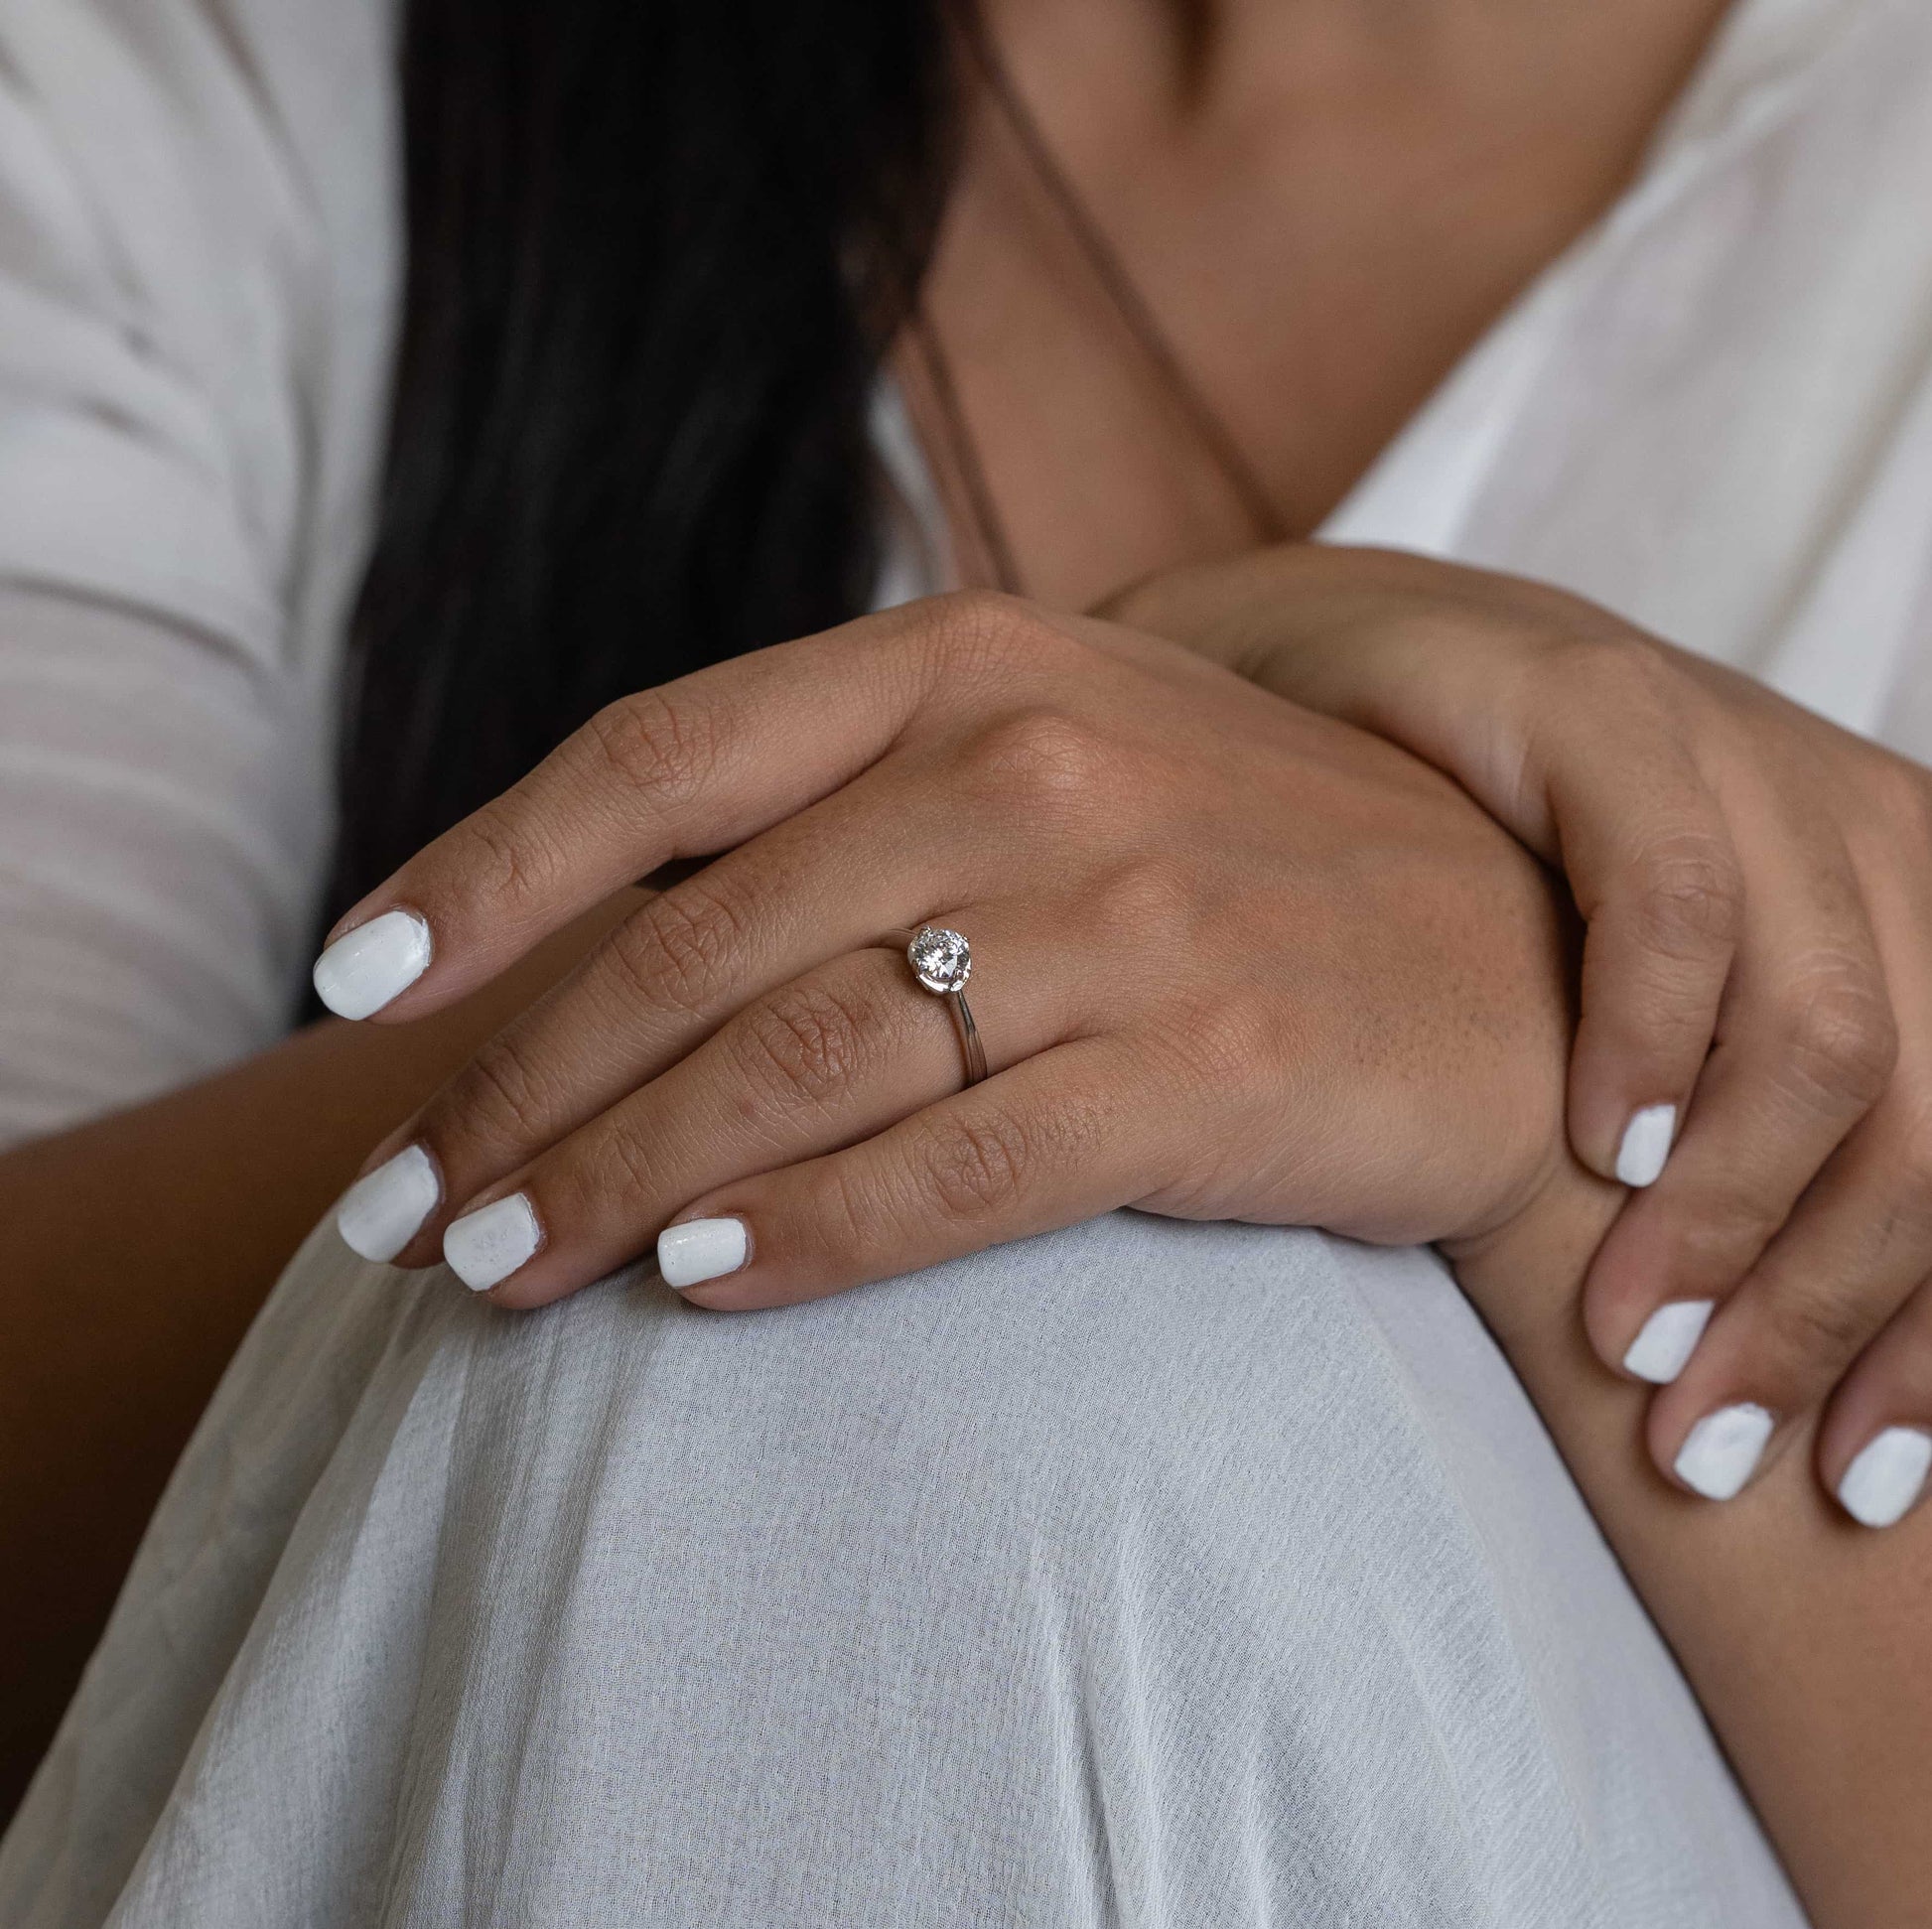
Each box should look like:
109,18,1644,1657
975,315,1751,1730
1674,1403,1775,1500
1615,1103,1677,1187
312,908,432,1020
1836,1426,1932,1529
657,1217,749,1290
443,1192,541,1292
1622,1298,1716,1384
337,1145,440,1263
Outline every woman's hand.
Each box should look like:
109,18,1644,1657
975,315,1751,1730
1111,541,1932,1529
316,590,1574,1318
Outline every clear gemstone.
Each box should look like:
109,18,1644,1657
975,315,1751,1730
908,926,971,994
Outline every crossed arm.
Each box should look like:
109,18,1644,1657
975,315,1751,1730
5,555,1930,1921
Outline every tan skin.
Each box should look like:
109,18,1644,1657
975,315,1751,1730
4,0,1929,1920
916,0,1732,603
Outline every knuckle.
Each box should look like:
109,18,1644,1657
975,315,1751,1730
537,1121,660,1226
1778,961,1898,1107
927,589,1073,683
1759,1279,1879,1378
581,1121,660,1208
813,1157,891,1259
732,979,877,1113
446,799,563,917
454,1033,555,1148
1667,1174,1787,1275
914,1107,1035,1223
960,705,1116,812
1626,834,1743,963
581,688,718,804
607,876,748,1018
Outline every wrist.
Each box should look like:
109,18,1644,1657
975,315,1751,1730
1443,1152,1623,1368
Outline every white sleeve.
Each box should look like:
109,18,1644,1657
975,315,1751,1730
0,0,398,1148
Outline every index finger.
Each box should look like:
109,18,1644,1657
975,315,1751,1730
310,594,1000,1022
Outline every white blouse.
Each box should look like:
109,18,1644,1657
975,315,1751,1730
0,0,1928,1159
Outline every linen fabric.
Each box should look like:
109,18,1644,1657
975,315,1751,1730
3,0,1930,1920
1,1215,1806,1927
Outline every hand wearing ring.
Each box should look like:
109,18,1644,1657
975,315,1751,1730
322,590,1571,1332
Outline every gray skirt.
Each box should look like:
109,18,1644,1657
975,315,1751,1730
0,1210,1803,1927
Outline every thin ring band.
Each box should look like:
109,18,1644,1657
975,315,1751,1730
884,926,989,1088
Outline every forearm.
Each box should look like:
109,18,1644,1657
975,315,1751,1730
1111,544,1932,1920
0,888,643,1814
1457,1175,1932,1929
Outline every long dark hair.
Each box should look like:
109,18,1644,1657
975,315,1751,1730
327,1,956,915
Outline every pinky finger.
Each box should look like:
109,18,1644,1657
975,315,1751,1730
1820,1283,1932,1530
655,1038,1163,1311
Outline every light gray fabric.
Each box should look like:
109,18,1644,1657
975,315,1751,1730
1,1214,1804,1926
0,0,399,1147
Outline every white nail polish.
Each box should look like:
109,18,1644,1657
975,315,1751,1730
312,909,433,1020
443,1192,541,1292
1674,1403,1775,1500
1837,1427,1932,1529
1615,1103,1677,1187
657,1217,749,1290
1622,1298,1716,1384
337,1145,440,1263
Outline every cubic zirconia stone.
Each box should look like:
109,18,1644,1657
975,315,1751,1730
908,926,971,993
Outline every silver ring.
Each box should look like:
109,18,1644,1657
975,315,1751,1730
887,926,989,1087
